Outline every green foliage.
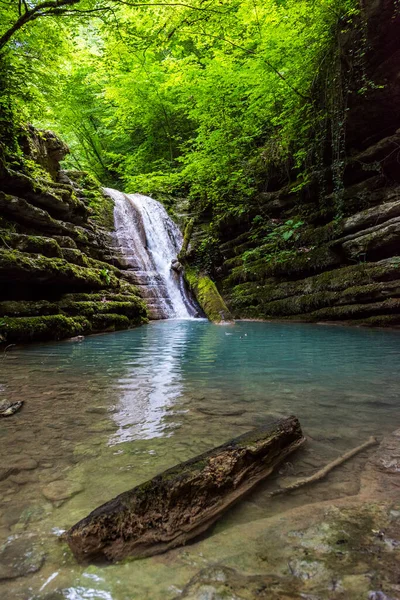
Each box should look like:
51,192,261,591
99,267,111,285
0,0,360,225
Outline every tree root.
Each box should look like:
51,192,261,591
270,435,379,496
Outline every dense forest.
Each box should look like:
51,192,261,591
1,0,357,199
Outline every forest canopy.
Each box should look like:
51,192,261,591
0,0,358,214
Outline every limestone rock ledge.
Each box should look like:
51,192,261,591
0,127,148,344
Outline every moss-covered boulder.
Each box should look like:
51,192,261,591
184,267,233,323
0,315,91,343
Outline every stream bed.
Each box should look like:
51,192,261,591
0,320,399,599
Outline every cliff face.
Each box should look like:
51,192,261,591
0,125,148,344
189,0,400,327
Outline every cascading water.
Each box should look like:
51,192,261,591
104,188,198,319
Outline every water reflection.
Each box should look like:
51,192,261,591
110,322,188,443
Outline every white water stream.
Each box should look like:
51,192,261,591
104,188,198,319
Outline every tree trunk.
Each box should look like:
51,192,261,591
65,415,305,562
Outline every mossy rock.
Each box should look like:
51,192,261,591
0,300,60,318
60,299,147,320
0,231,63,258
225,257,400,315
224,246,341,287
53,235,77,249
60,247,90,267
0,248,120,290
0,315,91,343
61,291,142,303
1,169,88,224
184,267,233,323
91,313,131,331
0,192,90,243
65,171,114,230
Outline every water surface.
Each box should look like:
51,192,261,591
0,320,399,599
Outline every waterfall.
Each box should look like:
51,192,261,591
104,188,198,319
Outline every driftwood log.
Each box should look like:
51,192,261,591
65,416,305,562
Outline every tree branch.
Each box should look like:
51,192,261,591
0,0,228,52
0,0,81,51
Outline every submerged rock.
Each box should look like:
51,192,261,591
42,480,83,504
0,400,24,417
0,536,45,580
176,565,298,600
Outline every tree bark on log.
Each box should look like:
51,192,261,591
65,416,305,563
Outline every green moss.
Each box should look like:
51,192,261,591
91,313,130,331
0,300,60,317
60,299,147,320
178,218,194,261
0,315,91,343
65,170,114,230
0,248,120,290
184,267,233,323
61,247,90,267
0,230,62,258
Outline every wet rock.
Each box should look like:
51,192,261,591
171,259,183,273
175,565,298,600
18,505,52,527
67,335,85,342
2,505,27,528
196,407,246,417
85,406,109,414
32,592,65,600
9,472,37,485
0,400,24,417
0,468,15,482
42,480,83,504
0,536,45,580
10,457,38,471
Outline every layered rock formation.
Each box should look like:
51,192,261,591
0,125,148,343
187,0,400,327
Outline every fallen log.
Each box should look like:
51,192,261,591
65,415,305,562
